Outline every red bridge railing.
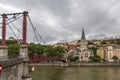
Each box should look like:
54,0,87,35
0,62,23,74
29,55,66,63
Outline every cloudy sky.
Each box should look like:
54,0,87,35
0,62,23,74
0,0,120,44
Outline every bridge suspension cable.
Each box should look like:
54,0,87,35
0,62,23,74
9,22,32,43
7,24,19,41
28,16,39,43
27,15,46,44
10,22,22,34
0,14,23,27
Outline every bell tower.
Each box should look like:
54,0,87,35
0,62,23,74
80,28,88,51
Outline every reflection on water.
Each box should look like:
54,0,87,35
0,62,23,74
31,67,120,80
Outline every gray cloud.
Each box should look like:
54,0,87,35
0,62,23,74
0,0,120,44
88,34,106,40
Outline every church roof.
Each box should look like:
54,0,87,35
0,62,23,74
82,49,93,52
81,28,86,40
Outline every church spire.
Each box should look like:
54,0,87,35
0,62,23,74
81,28,86,40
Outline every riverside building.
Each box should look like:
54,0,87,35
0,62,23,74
106,45,120,62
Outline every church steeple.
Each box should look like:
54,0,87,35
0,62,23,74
81,28,86,40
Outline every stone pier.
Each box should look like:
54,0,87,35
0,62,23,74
0,44,32,80
0,46,8,61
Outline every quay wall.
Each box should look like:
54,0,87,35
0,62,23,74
29,62,120,67
69,62,120,67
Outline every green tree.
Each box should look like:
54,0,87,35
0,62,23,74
88,41,94,45
45,45,65,58
67,56,79,62
28,44,65,57
67,55,73,62
45,45,55,56
8,44,19,55
34,44,44,55
101,40,106,44
112,56,118,62
89,55,101,62
115,38,120,44
28,43,45,56
73,56,79,62
54,46,65,57
7,40,18,45
28,43,36,55
94,55,101,62
88,47,98,56
89,56,94,61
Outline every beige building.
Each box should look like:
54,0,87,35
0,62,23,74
53,43,64,47
106,45,120,62
92,40,101,45
67,40,78,45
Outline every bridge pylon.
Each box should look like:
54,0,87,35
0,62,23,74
19,11,31,80
0,13,8,60
0,11,32,80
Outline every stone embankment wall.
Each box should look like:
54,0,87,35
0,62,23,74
0,58,31,80
0,58,23,80
69,62,120,67
29,62,120,67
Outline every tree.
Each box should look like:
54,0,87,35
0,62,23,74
35,44,44,55
7,40,18,45
112,56,118,62
88,47,98,56
28,44,65,58
8,44,19,55
67,55,73,62
89,56,94,61
89,55,101,62
45,45,55,56
88,41,94,45
116,39,120,44
28,43,45,56
45,45,65,58
54,46,65,58
94,55,101,62
28,43,36,55
101,40,106,44
67,56,79,62
73,56,79,62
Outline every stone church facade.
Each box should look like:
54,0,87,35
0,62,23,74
78,28,93,62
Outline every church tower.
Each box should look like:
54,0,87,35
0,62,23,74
80,28,88,51
81,28,86,40
78,28,93,62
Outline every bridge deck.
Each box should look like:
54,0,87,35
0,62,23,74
29,56,66,62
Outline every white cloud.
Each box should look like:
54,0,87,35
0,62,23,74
0,3,22,13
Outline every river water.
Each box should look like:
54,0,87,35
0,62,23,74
31,67,120,80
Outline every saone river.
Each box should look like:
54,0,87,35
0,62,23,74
31,67,120,80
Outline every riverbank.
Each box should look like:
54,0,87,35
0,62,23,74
29,62,120,67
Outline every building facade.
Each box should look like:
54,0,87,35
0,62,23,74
97,47,106,60
106,45,120,62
